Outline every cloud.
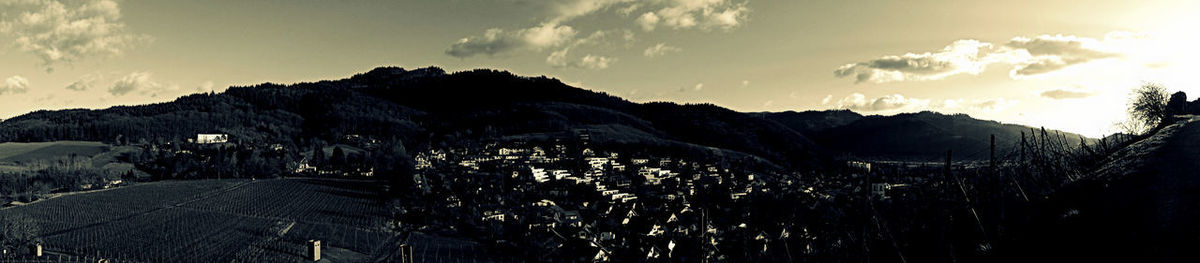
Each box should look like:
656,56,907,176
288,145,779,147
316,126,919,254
523,23,578,48
574,29,635,48
108,71,177,97
0,0,150,72
65,80,89,91
197,80,214,93
643,43,682,57
820,94,832,104
694,83,704,90
445,0,750,67
109,71,152,96
636,12,660,31
446,23,577,58
547,48,615,69
1004,34,1120,77
835,93,930,112
834,40,997,83
1040,85,1096,99
833,93,1018,114
547,0,636,24
618,3,641,16
639,0,749,31
835,32,1148,83
2,75,31,95
539,0,748,31
65,72,102,91
578,55,615,69
942,98,1018,113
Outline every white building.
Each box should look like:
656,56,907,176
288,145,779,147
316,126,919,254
195,134,229,144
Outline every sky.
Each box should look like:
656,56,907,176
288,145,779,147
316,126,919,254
3,0,1200,137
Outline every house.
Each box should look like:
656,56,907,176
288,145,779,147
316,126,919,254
648,224,665,236
531,167,550,183
871,183,889,198
551,170,572,180
586,157,609,169
562,210,582,227
848,161,872,173
194,134,229,144
533,199,557,207
482,210,507,222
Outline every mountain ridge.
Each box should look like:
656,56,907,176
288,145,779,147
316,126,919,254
0,66,1090,165
0,67,821,170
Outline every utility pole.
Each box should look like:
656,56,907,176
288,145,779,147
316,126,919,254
944,150,952,178
989,134,996,171
1020,131,1026,165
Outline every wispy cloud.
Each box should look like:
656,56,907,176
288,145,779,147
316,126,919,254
643,43,682,57
2,75,31,95
831,93,1017,113
1040,85,1097,99
197,80,215,93
834,93,931,112
547,48,616,70
109,71,178,97
446,23,577,58
941,98,1018,113
65,72,103,91
0,0,151,72
834,40,998,83
835,31,1150,83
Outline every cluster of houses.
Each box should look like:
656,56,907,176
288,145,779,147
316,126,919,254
408,131,838,261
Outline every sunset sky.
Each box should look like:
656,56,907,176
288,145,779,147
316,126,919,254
3,0,1200,137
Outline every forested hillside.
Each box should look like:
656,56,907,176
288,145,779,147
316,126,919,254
0,67,822,170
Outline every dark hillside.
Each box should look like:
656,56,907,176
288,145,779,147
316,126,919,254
765,109,863,134
0,67,823,169
805,111,1092,161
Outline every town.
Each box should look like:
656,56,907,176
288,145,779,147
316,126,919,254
393,130,967,262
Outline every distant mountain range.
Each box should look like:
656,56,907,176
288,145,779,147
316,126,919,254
767,110,1094,161
0,66,1088,168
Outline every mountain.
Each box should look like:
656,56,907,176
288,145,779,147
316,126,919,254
0,67,821,170
769,110,1093,161
763,110,863,134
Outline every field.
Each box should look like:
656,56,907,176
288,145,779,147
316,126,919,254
0,178,399,262
0,141,109,163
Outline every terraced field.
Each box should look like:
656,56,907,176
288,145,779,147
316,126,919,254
0,178,398,262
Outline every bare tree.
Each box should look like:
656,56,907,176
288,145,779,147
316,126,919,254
0,215,41,255
1127,83,1169,134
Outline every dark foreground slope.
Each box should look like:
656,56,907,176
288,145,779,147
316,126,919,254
996,117,1200,262
0,67,820,169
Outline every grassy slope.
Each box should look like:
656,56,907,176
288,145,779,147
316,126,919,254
998,118,1200,262
0,141,109,163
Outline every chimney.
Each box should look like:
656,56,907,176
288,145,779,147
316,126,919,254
308,240,322,261
399,244,414,263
